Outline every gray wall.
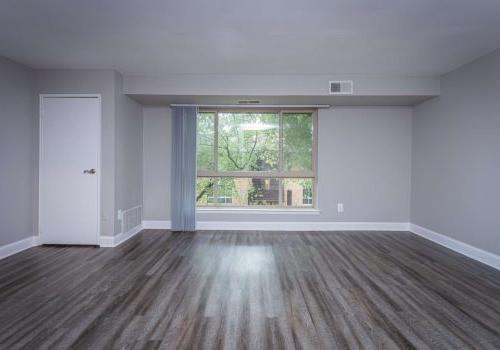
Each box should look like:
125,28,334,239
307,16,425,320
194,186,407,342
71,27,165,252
37,69,144,237
411,49,500,255
142,106,412,223
0,57,37,246
37,69,117,236
142,106,171,221
114,73,143,234
124,74,440,97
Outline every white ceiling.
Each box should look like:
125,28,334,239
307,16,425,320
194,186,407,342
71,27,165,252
1,0,500,76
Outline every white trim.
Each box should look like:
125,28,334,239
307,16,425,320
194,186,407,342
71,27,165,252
0,236,40,260
142,220,172,229
99,224,143,248
409,224,500,271
39,94,102,245
98,236,115,248
39,94,103,98
196,208,320,215
196,221,410,231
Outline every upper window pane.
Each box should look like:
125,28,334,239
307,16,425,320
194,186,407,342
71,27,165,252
282,112,313,172
218,112,279,171
197,112,215,171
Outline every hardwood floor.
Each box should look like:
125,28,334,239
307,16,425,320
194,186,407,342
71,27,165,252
1,230,500,349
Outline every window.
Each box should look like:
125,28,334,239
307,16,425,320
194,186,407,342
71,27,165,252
302,187,313,205
196,109,317,208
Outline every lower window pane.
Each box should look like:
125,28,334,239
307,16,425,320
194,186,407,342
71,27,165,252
197,177,314,207
196,177,235,206
282,178,313,207
247,178,279,206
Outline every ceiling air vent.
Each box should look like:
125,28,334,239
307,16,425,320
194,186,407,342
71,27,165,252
329,80,353,95
237,100,261,105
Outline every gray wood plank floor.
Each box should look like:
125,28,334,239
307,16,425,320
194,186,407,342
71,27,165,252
1,230,500,349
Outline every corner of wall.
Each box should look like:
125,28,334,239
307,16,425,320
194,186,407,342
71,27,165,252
408,105,416,224
113,71,144,235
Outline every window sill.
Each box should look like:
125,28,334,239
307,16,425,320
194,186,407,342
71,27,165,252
196,208,321,215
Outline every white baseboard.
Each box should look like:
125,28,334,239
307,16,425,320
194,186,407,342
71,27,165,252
99,235,115,247
196,221,410,231
409,223,500,270
99,224,143,248
142,220,172,229
0,236,40,260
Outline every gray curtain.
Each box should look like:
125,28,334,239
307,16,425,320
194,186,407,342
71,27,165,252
171,106,197,231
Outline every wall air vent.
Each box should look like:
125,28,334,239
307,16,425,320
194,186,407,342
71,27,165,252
329,80,354,95
237,100,261,105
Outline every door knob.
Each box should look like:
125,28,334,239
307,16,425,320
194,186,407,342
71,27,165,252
83,168,96,174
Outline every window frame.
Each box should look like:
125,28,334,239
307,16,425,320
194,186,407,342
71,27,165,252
197,108,318,209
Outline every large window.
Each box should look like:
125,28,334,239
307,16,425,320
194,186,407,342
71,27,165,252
196,109,317,208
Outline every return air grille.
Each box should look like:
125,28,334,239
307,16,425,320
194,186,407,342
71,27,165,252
118,205,142,235
237,100,261,105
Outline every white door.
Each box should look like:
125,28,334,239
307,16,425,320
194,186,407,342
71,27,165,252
39,96,100,245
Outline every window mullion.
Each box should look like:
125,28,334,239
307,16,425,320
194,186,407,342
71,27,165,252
312,111,318,176
279,110,284,172
278,178,283,208
278,111,284,206
213,179,219,207
214,111,219,172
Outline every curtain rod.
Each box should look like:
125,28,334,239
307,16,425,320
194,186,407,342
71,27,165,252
169,104,330,108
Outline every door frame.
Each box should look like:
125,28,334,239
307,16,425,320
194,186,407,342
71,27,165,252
39,94,102,245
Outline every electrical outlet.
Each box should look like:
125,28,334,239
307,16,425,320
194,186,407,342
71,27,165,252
117,210,123,221
337,203,344,213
